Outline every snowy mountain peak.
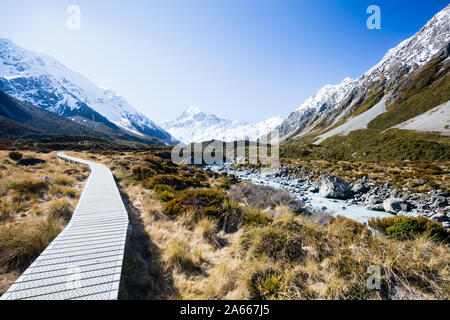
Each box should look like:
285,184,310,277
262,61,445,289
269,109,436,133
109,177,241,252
296,77,355,113
0,39,13,46
162,109,282,144
365,4,449,78
0,39,176,143
272,4,450,142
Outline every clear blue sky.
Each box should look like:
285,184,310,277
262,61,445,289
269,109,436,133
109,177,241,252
0,0,447,123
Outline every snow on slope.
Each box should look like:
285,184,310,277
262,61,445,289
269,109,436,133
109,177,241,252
269,4,450,142
0,39,175,142
161,106,282,144
391,101,450,136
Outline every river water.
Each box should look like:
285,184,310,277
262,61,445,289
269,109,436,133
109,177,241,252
205,163,394,224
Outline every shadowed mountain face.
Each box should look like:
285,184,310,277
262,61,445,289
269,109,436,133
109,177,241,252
0,38,177,145
0,90,170,146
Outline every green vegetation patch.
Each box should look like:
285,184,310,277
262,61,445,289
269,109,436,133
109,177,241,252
240,225,305,262
368,216,449,242
369,58,450,130
163,189,244,232
283,128,450,161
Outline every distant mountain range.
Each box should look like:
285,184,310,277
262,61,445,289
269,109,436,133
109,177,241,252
161,106,282,144
266,4,450,143
0,39,177,145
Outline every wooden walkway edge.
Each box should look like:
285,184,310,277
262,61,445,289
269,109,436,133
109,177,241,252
0,152,129,300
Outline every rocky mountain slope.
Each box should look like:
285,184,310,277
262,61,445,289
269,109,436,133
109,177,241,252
0,89,172,146
0,39,177,144
161,106,282,144
268,4,450,143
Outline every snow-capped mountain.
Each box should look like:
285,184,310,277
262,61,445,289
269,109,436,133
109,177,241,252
161,106,282,144
269,4,450,142
0,39,176,143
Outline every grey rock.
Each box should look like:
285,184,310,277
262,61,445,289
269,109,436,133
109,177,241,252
383,198,412,214
38,175,53,182
431,196,448,208
318,175,353,200
367,204,385,212
352,183,368,194
367,195,382,205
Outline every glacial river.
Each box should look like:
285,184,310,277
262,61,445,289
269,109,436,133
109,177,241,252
206,164,394,224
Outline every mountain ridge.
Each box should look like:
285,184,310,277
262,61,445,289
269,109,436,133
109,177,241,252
0,39,177,145
268,4,450,142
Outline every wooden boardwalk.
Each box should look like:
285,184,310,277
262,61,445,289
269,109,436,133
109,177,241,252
0,152,129,300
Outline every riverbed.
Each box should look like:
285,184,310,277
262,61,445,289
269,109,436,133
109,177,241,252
205,163,394,224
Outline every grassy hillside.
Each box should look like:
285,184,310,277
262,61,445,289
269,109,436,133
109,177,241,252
281,129,450,161
281,56,450,162
369,58,450,130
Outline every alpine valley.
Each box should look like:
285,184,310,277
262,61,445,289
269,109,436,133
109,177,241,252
0,2,449,302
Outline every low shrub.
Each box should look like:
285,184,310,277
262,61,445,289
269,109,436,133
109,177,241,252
18,158,46,166
8,151,23,162
247,265,284,300
368,216,449,242
55,176,74,186
145,174,196,191
8,179,48,196
243,208,273,227
229,184,305,214
163,189,226,218
216,177,232,190
163,189,244,232
143,156,178,174
131,166,157,181
240,226,304,262
47,199,73,222
153,184,177,202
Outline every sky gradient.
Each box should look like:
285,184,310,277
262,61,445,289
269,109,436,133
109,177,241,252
0,0,448,123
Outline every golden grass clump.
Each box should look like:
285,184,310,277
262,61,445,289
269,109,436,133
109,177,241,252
0,215,64,272
198,218,218,247
164,238,197,272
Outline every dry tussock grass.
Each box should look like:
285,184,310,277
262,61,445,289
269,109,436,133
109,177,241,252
0,150,88,296
35,150,449,300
